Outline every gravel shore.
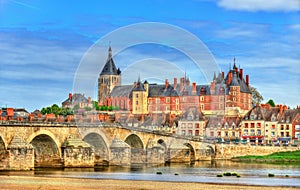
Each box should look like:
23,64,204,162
0,176,299,190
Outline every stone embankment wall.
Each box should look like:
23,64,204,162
215,144,300,159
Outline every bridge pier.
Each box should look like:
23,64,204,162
62,136,95,168
7,136,34,170
109,137,131,166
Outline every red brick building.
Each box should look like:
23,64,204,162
99,47,252,119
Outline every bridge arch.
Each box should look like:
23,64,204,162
0,135,6,156
184,143,196,164
30,134,61,167
124,134,144,149
83,132,109,164
27,130,61,156
206,145,215,158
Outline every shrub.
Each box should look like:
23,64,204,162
236,174,241,178
174,173,179,175
223,172,232,176
156,171,162,175
217,174,223,177
231,172,238,176
268,173,275,177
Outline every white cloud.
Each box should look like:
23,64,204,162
217,0,300,12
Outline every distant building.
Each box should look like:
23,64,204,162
62,93,92,109
98,46,121,104
177,107,206,137
240,104,300,144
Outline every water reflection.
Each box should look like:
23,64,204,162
1,160,299,187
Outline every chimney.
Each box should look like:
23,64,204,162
88,97,91,104
239,69,243,81
173,78,178,90
192,82,196,95
246,75,249,86
279,104,283,115
221,72,224,79
69,93,72,101
180,77,184,92
283,105,288,111
227,72,232,85
165,79,169,89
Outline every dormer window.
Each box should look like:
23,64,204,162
245,116,248,120
250,115,254,120
271,117,275,122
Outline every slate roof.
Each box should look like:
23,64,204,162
100,46,121,76
225,70,251,93
110,85,133,97
62,93,88,104
181,106,204,121
148,84,178,97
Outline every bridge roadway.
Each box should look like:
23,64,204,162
0,121,215,169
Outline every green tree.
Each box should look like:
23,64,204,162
250,87,264,105
266,99,275,107
108,106,113,111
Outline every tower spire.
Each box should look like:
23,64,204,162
108,43,112,59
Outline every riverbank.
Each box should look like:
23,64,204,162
232,150,300,163
0,176,299,190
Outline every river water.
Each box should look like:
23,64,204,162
1,161,300,187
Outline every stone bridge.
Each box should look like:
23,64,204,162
0,122,215,170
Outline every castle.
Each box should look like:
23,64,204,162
98,46,252,118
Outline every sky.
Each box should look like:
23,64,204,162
0,0,299,111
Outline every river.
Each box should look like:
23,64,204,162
1,161,299,187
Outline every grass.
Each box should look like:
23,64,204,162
232,150,300,163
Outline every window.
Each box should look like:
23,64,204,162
244,130,248,135
200,104,204,110
251,123,254,128
271,132,275,137
210,131,214,137
188,123,193,128
296,125,300,130
176,98,179,104
166,97,170,103
148,98,152,104
200,96,204,101
295,132,300,138
156,98,160,103
257,129,261,135
250,129,255,136
181,130,186,135
195,123,200,128
135,101,138,105
136,94,138,98
195,130,199,136
166,106,170,111
272,125,275,129
176,105,179,110
188,130,193,136
245,123,249,128
181,124,186,128
232,132,235,137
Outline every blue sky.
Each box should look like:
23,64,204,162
0,0,299,111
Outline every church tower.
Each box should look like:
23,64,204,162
98,46,121,104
